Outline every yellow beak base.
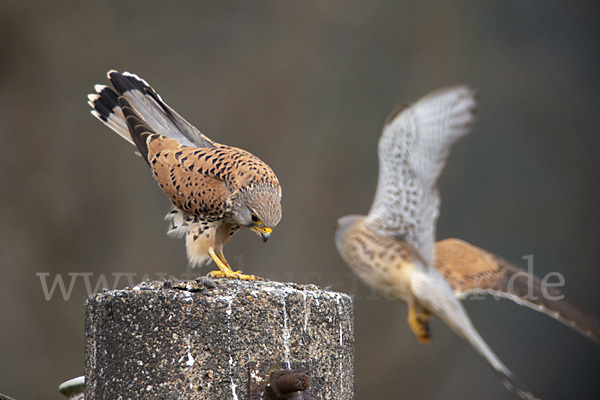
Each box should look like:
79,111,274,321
253,227,272,243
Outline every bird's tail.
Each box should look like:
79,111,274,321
454,314,538,400
87,70,216,149
412,270,538,400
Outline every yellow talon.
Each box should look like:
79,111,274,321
207,270,258,281
408,302,431,343
207,248,261,281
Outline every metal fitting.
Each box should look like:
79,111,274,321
268,370,310,399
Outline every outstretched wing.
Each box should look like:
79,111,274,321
365,87,476,266
88,70,216,149
435,238,600,343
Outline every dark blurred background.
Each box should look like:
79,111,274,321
1,1,599,399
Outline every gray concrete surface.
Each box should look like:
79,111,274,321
85,279,354,399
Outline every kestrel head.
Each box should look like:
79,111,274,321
231,185,282,242
335,215,364,253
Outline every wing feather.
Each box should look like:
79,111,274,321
435,238,600,343
365,87,477,265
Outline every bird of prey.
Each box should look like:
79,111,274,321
335,87,600,399
88,71,282,280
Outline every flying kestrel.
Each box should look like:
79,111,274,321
335,87,600,399
88,71,282,280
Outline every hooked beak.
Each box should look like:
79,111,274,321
254,227,272,243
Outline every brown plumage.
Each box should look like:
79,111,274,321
88,71,282,280
435,238,600,343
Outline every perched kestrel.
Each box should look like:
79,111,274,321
88,71,282,280
335,87,600,399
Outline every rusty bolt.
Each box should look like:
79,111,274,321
268,370,309,399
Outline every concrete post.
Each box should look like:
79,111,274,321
85,279,354,399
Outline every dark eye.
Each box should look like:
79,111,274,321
251,213,259,223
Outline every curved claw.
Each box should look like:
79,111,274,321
207,247,262,280
208,270,259,281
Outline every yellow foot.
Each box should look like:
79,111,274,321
408,304,431,343
207,247,261,280
413,314,431,343
207,269,260,281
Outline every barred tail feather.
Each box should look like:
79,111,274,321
88,70,216,149
88,87,134,145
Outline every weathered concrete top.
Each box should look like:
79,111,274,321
85,278,354,400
